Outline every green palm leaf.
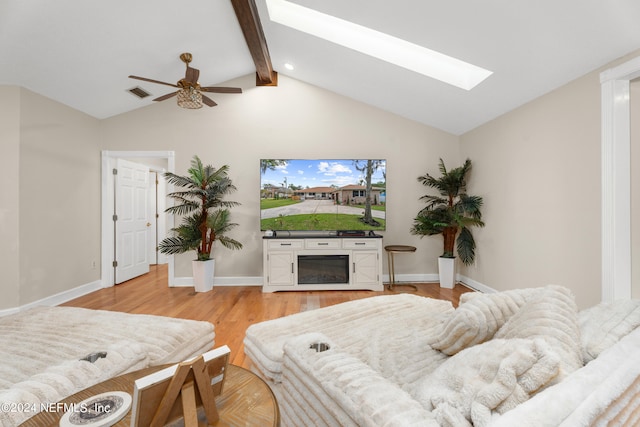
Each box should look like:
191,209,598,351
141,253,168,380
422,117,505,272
456,227,476,265
159,155,243,260
411,158,483,265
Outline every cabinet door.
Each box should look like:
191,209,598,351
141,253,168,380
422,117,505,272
352,251,378,286
267,252,295,286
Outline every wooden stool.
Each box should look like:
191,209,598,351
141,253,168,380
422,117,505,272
384,245,417,291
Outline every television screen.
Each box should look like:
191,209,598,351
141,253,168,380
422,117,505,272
260,159,386,231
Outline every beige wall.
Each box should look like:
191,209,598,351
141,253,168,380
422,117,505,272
0,87,21,309
460,66,605,308
101,74,459,279
15,88,101,306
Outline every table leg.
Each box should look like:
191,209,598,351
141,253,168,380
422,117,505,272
387,250,395,289
386,251,417,292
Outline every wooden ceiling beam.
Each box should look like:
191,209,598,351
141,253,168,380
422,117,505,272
231,0,278,86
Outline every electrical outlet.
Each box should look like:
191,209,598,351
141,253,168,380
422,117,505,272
91,261,97,270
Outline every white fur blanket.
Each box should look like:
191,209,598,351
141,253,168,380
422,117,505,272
413,338,561,427
412,285,582,426
0,306,214,426
491,326,640,426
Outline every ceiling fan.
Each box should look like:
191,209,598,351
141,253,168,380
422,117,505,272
129,53,242,109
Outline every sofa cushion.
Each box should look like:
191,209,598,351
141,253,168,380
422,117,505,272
578,299,640,363
244,294,454,382
0,306,215,427
494,285,583,375
0,341,148,427
0,306,215,387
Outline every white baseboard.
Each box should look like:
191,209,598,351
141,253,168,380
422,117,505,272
0,280,103,317
457,275,497,293
170,274,493,291
170,276,263,287
390,273,496,294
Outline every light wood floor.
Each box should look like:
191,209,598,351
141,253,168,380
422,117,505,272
62,265,473,369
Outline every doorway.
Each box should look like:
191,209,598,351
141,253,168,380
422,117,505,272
600,55,640,301
101,151,175,287
148,169,168,266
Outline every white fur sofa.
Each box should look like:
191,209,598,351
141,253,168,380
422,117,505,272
244,286,640,426
0,306,215,426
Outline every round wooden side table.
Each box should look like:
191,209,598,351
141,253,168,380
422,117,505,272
19,364,280,427
384,245,418,291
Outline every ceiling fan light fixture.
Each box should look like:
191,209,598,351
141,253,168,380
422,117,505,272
266,0,492,90
177,87,203,109
129,53,241,108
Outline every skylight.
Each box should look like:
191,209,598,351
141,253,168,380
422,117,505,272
265,0,493,90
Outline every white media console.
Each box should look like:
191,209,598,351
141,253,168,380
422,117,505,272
262,232,383,292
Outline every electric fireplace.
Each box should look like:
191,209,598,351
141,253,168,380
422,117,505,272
297,254,349,284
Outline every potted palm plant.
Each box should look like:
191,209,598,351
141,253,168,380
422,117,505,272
159,155,242,292
410,158,484,288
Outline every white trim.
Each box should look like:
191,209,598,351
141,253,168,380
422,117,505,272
600,57,640,301
101,151,176,288
457,275,497,294
0,280,102,317
382,272,496,294
600,56,640,82
172,276,263,287
174,273,487,289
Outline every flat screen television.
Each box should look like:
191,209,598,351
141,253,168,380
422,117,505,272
260,159,386,232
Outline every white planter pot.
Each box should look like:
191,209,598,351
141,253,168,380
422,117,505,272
192,259,215,292
438,257,456,289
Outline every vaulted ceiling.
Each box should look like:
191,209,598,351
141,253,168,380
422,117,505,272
2,0,640,135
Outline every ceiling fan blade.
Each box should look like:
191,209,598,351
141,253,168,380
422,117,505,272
200,87,242,94
201,94,218,107
185,66,200,84
129,75,179,88
153,91,179,102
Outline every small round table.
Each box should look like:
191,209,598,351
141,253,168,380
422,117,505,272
384,245,418,291
19,364,280,427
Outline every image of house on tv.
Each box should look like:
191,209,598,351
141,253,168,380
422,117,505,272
260,159,386,231
292,185,385,205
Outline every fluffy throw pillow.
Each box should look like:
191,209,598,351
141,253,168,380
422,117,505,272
432,288,538,355
413,338,561,427
578,299,640,363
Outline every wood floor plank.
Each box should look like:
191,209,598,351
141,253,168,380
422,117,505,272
62,265,473,369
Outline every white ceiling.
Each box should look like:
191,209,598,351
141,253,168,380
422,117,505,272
2,0,640,135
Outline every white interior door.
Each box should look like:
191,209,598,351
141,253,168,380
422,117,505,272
115,159,150,284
